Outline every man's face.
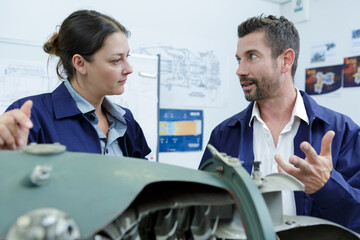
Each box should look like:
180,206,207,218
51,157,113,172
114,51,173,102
235,31,281,102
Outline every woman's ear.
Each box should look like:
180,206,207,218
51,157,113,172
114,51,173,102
281,48,295,74
72,54,87,75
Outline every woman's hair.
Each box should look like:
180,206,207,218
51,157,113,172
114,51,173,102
43,10,130,80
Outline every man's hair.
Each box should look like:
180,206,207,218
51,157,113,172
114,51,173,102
238,15,299,78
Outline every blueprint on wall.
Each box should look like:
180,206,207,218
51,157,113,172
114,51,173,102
134,46,222,107
0,60,59,113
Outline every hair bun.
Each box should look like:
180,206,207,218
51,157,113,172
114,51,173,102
43,33,59,56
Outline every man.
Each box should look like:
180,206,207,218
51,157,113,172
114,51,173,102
0,100,33,149
199,15,360,233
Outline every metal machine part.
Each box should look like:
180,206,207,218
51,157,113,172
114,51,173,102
1,143,359,240
6,208,80,240
203,144,360,240
92,183,236,239
24,143,66,155
29,164,53,186
1,146,256,240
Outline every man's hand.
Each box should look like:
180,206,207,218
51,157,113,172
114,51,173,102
0,100,33,150
275,130,335,194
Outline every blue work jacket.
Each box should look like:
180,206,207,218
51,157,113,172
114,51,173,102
6,82,151,159
200,91,360,233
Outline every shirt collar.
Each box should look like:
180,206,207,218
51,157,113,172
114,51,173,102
249,87,309,127
102,97,127,125
64,79,94,114
64,79,127,124
293,87,309,125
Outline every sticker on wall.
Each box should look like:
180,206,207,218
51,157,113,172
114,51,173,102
159,109,203,152
310,42,336,64
305,65,342,95
343,56,360,88
350,28,360,53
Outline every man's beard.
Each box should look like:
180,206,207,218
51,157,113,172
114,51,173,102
240,76,280,102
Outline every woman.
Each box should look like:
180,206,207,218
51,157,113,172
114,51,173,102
5,10,151,158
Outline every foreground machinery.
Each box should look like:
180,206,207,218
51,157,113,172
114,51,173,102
0,143,359,240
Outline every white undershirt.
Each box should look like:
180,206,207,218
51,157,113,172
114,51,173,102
251,88,309,216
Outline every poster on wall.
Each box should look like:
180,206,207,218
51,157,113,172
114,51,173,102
134,46,223,108
305,65,342,95
0,60,59,113
350,28,360,53
310,42,336,64
343,56,360,88
159,109,203,152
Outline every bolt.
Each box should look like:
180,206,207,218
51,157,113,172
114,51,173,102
17,216,31,229
216,165,224,173
285,220,293,225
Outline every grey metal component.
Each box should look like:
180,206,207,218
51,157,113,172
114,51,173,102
6,208,80,240
29,165,52,186
262,192,283,226
260,173,305,193
24,143,66,155
276,215,360,240
215,210,246,239
251,161,263,187
92,183,235,239
206,144,242,167
190,206,215,240
255,172,305,226
251,159,360,239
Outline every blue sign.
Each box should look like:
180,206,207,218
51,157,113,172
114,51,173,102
159,109,203,152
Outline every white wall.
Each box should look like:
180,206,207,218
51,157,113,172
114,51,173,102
282,0,360,125
0,0,281,168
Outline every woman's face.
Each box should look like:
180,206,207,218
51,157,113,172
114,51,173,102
84,31,133,97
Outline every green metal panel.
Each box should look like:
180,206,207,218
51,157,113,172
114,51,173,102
0,150,229,238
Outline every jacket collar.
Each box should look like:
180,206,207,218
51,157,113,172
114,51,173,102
226,90,330,128
226,102,254,128
52,82,82,119
300,90,330,126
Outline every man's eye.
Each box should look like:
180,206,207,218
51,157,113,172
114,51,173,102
236,58,241,64
249,54,257,60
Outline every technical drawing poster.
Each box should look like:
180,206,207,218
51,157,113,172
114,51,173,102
159,109,203,152
343,55,360,88
134,46,222,108
305,65,342,95
0,60,59,113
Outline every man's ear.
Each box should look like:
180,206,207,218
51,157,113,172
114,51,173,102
281,48,295,74
72,54,87,75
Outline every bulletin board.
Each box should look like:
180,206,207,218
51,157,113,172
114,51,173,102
0,38,160,161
